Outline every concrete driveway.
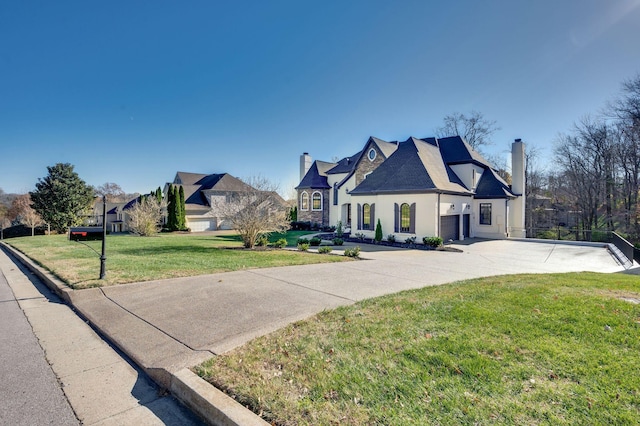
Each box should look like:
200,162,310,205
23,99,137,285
62,238,626,375
3,237,630,424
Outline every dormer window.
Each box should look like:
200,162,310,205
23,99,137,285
368,148,376,161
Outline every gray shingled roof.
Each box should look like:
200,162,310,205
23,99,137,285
474,168,517,199
437,136,492,168
326,151,361,174
296,160,336,189
349,137,471,195
171,172,254,207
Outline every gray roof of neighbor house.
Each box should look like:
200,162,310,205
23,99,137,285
349,137,471,195
170,172,253,207
296,161,336,189
474,168,518,199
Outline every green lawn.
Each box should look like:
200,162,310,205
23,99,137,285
195,272,640,425
4,231,342,289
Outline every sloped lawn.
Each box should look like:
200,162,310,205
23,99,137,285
195,272,640,425
4,232,343,288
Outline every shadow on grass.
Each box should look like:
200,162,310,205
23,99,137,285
116,245,225,256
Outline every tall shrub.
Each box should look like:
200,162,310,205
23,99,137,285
375,219,383,242
178,185,186,230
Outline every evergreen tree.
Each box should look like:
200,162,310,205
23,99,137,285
30,163,95,233
155,187,163,204
375,219,383,242
167,184,177,230
178,185,186,230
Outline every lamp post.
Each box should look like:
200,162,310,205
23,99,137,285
99,195,107,279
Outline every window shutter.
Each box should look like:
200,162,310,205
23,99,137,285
394,203,399,233
410,203,416,234
370,203,375,227
357,203,362,230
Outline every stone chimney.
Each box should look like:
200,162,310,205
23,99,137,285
300,152,312,181
509,139,526,237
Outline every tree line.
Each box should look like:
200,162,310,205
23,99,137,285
527,74,640,244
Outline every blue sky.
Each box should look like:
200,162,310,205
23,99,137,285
1,1,639,197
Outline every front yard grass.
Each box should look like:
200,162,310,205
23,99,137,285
195,272,640,425
4,232,346,288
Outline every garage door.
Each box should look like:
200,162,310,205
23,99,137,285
187,219,216,232
440,215,459,242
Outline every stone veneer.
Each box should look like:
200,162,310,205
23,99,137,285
297,188,330,227
354,143,387,187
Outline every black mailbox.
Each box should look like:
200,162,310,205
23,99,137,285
69,227,104,241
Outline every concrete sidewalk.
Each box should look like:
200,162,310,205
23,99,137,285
0,238,631,425
0,248,203,425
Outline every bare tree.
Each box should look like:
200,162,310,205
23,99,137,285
555,116,615,234
95,182,126,202
127,196,162,236
0,215,10,239
609,74,640,237
435,110,500,151
22,208,43,236
524,145,549,236
213,176,290,248
5,194,43,236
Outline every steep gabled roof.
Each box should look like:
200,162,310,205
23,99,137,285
474,168,517,199
437,136,492,168
296,161,336,189
349,137,470,195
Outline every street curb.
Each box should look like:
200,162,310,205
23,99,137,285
0,242,269,426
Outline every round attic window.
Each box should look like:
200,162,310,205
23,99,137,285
368,148,376,161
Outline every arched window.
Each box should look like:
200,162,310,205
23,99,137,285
363,203,371,229
300,192,309,211
400,203,411,232
312,192,322,210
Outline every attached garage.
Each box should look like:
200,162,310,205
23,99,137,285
440,215,460,242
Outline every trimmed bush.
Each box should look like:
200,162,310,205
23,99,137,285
297,237,310,245
405,236,417,244
332,238,344,246
318,246,333,254
423,236,443,247
343,246,361,258
273,238,288,248
354,232,366,241
297,243,310,251
335,220,344,238
309,237,322,246
255,235,269,247
386,234,396,243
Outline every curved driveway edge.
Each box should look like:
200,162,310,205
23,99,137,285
0,239,627,425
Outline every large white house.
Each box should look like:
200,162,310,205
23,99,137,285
296,135,525,241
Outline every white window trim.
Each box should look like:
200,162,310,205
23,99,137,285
368,148,377,161
300,191,309,211
311,191,323,211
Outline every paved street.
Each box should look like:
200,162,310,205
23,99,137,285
0,248,203,426
0,266,78,425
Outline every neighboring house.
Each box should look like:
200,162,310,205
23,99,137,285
88,197,141,232
296,135,526,241
166,172,287,232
